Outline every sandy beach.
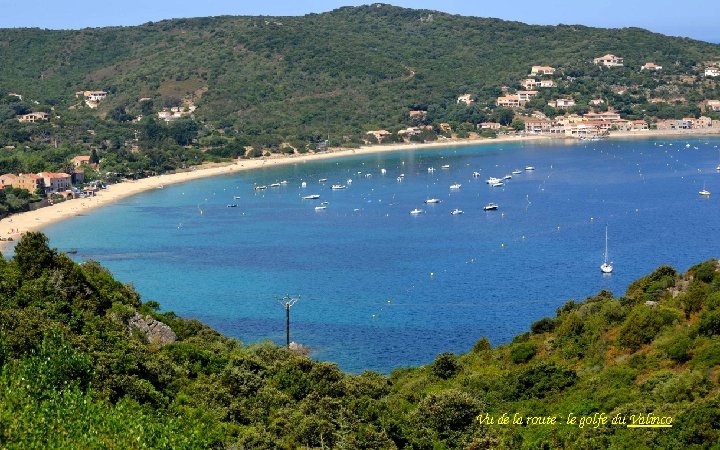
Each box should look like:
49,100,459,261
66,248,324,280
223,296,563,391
0,128,717,254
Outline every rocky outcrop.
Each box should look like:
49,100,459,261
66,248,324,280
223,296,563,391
128,313,177,346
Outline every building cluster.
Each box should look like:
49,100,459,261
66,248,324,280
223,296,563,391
656,116,718,130
157,102,197,122
0,156,98,198
524,111,650,138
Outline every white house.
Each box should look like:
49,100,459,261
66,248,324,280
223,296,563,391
593,54,624,67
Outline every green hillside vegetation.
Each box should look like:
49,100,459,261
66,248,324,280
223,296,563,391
1,4,720,178
1,232,719,448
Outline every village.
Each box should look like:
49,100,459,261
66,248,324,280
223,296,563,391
369,55,720,142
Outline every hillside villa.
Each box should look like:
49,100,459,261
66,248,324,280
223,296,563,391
641,62,662,71
705,67,720,77
548,99,575,109
594,54,624,67
76,90,108,108
496,95,521,108
18,112,49,123
530,66,555,75
366,130,391,142
522,79,555,89
701,100,720,112
456,94,475,105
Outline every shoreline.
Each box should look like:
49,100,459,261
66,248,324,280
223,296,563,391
1,129,718,253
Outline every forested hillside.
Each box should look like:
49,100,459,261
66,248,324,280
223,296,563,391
2,4,719,145
1,232,719,448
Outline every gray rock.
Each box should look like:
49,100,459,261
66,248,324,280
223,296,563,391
128,313,177,346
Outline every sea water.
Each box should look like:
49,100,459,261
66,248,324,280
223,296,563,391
39,137,720,373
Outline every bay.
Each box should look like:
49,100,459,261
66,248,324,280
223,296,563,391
42,136,720,373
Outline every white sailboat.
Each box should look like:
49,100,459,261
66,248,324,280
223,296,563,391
600,226,613,274
699,182,711,196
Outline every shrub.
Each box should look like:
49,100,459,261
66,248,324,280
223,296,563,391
665,335,693,363
689,259,717,283
698,310,720,336
531,317,556,334
625,265,676,302
617,306,680,351
416,389,482,435
508,363,577,400
510,342,537,364
431,352,459,380
472,337,491,353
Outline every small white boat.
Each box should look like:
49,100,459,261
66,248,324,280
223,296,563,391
601,226,613,273
424,198,441,204
227,204,238,208
321,201,329,205
410,208,424,215
483,203,498,211
270,183,281,188
254,185,267,190
280,180,288,185
319,178,328,183
381,168,387,174
365,173,372,178
428,167,436,173
512,169,522,175
301,181,307,188
233,196,242,199
303,194,320,200
525,166,535,171
472,171,481,178
441,164,450,169
347,179,353,184
450,208,463,215
331,184,346,190
503,175,512,180
716,165,720,172
399,173,405,178
699,181,711,196
450,183,462,190
490,181,504,187
486,177,501,184
315,205,327,211
397,176,403,182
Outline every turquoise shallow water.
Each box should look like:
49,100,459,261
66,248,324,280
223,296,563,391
32,137,720,373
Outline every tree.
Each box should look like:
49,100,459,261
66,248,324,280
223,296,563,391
510,118,525,131
108,106,134,122
13,232,56,279
491,108,514,126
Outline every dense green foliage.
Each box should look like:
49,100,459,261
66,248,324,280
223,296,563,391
0,185,40,218
0,4,719,177
0,232,719,447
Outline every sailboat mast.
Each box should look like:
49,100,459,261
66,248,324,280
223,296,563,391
604,226,609,263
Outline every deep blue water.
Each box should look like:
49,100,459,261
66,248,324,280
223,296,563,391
31,137,720,373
